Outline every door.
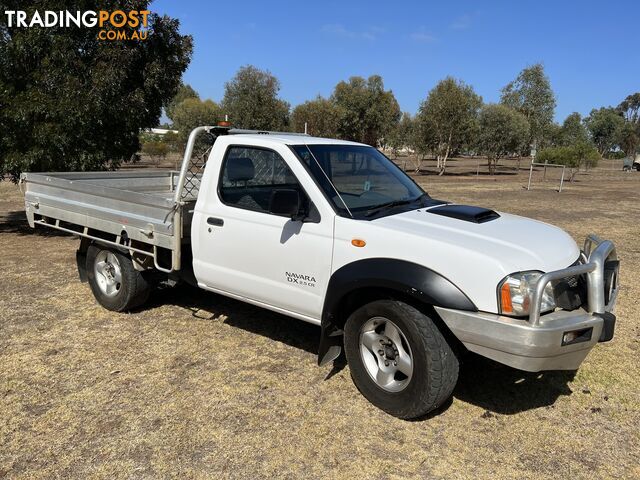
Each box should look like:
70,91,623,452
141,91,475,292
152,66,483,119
192,144,334,321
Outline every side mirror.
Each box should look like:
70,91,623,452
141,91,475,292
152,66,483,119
270,188,303,220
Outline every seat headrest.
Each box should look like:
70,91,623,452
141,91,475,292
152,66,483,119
226,157,255,182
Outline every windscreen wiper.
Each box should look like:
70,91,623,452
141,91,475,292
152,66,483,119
364,194,427,218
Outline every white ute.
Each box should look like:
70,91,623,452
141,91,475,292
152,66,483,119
22,125,620,418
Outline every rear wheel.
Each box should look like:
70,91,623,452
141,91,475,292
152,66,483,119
344,300,458,419
86,245,151,312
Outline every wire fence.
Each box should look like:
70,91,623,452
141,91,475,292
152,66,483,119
389,154,632,179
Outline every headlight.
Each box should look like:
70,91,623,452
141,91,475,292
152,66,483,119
498,271,556,317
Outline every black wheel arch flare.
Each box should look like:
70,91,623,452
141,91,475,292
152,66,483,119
318,258,477,366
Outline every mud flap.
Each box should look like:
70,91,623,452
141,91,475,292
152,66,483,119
596,312,616,342
318,324,344,366
76,249,88,283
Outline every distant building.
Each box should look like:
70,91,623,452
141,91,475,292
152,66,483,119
144,128,178,135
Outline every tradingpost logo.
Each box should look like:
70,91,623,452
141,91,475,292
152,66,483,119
3,9,151,41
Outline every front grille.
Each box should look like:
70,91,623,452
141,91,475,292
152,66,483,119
552,260,588,311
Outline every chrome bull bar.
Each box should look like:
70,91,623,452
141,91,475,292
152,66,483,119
529,235,618,326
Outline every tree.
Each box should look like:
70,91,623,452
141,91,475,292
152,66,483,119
477,104,529,174
166,83,199,122
584,107,625,156
537,144,600,182
541,112,600,180
617,93,640,124
221,65,290,130
500,64,556,150
140,133,169,166
415,77,482,175
291,96,340,137
617,92,640,159
558,112,589,146
331,75,401,146
617,122,640,158
0,0,192,181
544,122,563,148
388,112,415,160
162,131,181,153
171,98,221,147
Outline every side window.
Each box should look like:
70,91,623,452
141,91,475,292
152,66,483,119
219,146,304,214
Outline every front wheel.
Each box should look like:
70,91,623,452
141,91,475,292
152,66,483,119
344,300,459,419
86,245,151,312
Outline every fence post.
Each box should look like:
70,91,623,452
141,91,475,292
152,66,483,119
542,160,548,181
527,161,534,190
559,166,565,193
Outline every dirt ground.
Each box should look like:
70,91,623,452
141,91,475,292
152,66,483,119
1,159,639,479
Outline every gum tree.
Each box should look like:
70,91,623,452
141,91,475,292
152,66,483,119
331,75,401,146
171,98,222,147
221,65,290,131
617,93,640,158
388,112,415,161
166,83,200,122
0,0,192,180
584,107,625,156
415,77,482,175
537,145,600,182
291,96,340,138
559,112,589,146
618,93,640,125
477,104,529,174
500,64,556,150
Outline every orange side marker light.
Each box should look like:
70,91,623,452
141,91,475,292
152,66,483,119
351,239,366,248
500,282,513,314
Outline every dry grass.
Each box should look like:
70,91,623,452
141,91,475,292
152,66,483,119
1,162,639,479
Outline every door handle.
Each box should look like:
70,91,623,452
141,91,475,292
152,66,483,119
207,217,224,227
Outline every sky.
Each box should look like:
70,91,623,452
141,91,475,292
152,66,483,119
152,0,639,122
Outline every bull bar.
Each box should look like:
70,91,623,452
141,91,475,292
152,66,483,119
529,234,618,326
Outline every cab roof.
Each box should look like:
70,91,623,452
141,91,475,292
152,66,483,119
228,133,367,147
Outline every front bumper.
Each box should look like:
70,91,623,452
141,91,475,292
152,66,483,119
435,235,619,372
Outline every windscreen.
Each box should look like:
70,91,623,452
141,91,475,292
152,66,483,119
292,144,426,218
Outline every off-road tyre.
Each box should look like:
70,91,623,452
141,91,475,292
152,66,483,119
344,300,459,419
86,244,151,312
